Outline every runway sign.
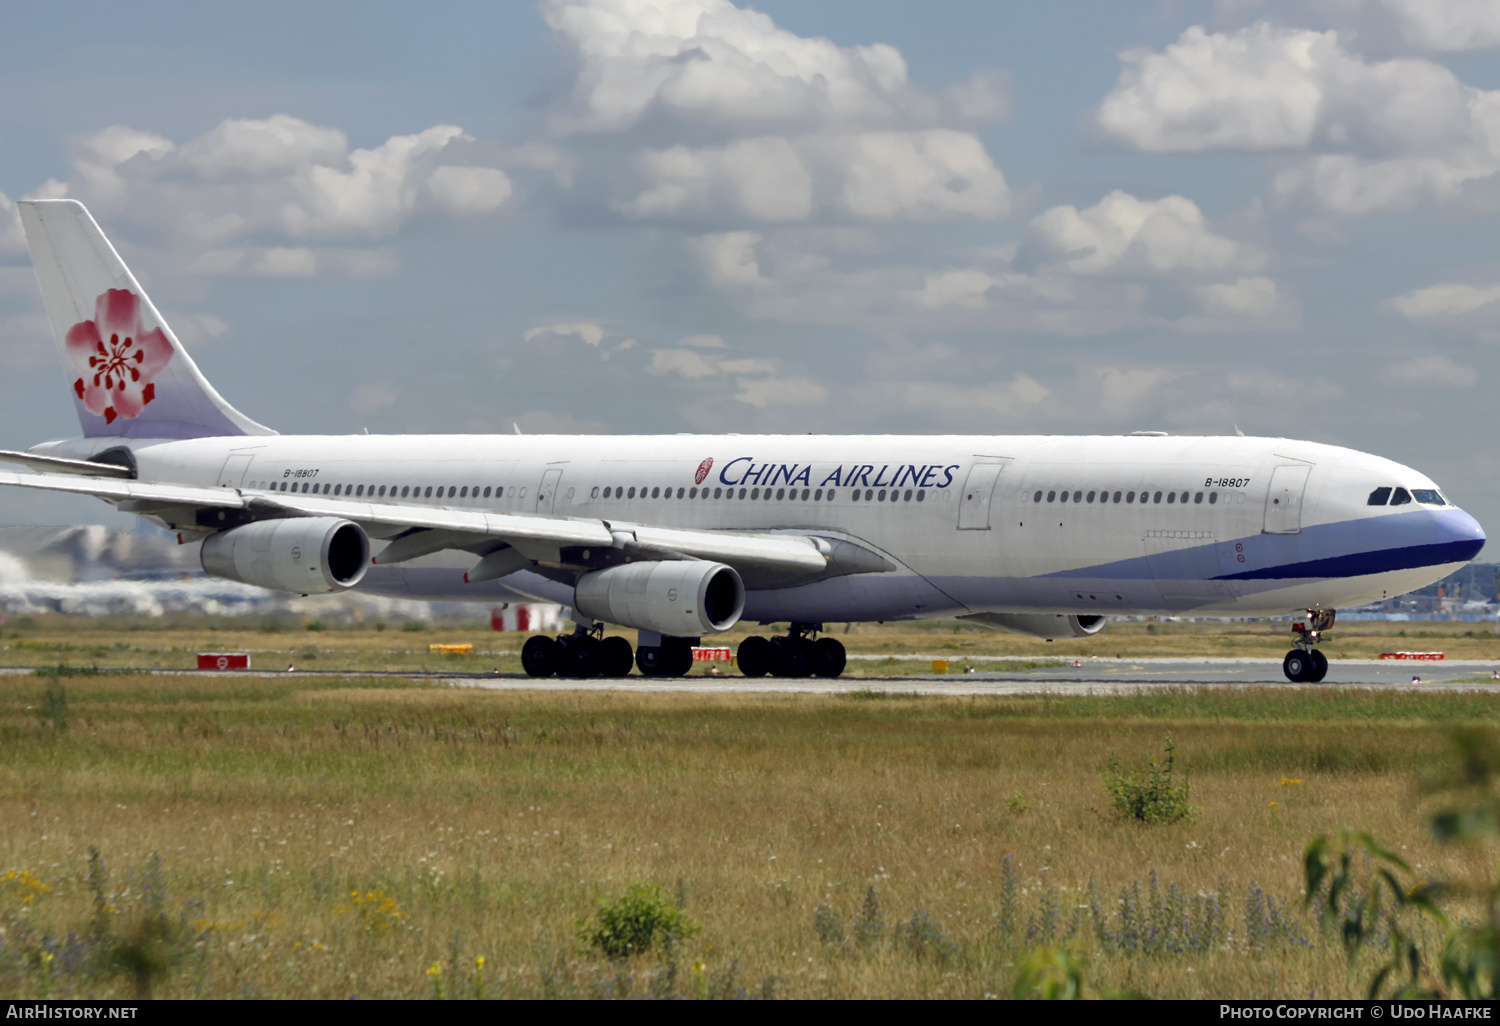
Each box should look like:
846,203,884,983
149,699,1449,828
197,653,250,670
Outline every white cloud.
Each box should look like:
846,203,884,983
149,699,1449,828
192,246,399,278
733,376,827,407
621,129,1008,223
1385,0,1500,50
1388,282,1500,319
524,321,606,346
1027,191,1261,276
897,375,1049,416
43,116,513,275
647,333,824,407
351,383,400,414
0,193,25,257
624,137,814,221
160,311,229,347
650,347,719,378
1196,276,1279,316
690,209,1286,335
547,0,1010,226
1379,353,1478,387
425,166,514,215
1097,22,1500,212
542,0,1007,135
1347,0,1500,51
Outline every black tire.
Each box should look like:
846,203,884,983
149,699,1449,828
665,638,695,677
521,635,558,678
1283,650,1311,683
737,636,771,677
560,636,598,678
1309,649,1329,683
601,636,634,677
773,637,814,678
813,637,847,678
636,645,663,677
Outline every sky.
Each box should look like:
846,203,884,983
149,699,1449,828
1,0,1498,541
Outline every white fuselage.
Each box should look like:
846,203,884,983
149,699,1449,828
38,431,1486,624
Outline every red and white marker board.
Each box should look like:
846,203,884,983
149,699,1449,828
197,653,250,670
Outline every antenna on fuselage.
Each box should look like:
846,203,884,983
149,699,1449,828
513,422,523,435
1234,424,1245,437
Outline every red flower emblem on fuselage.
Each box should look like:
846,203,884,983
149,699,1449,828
64,289,174,424
695,457,713,485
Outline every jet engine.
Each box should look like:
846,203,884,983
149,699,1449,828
959,612,1107,640
574,560,744,637
201,517,370,594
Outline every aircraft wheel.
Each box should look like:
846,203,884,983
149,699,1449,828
1282,649,1312,683
601,636,634,677
737,636,771,677
772,637,814,678
521,635,559,678
813,637,847,678
663,638,695,677
636,645,664,677
1309,650,1329,683
559,636,598,678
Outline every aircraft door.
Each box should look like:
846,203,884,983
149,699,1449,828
537,468,563,514
957,462,1007,530
216,451,258,489
1262,465,1311,535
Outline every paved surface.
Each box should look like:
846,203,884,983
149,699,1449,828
4,658,1495,695
439,658,1500,695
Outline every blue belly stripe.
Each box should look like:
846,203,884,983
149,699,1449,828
1214,538,1484,581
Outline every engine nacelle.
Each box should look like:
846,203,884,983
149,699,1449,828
960,612,1107,640
574,560,744,637
201,517,370,594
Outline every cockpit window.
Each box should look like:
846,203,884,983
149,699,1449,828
1412,489,1446,506
1390,487,1412,506
1367,487,1392,506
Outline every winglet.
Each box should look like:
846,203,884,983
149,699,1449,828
18,199,274,440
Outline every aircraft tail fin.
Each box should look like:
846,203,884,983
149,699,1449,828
18,199,274,439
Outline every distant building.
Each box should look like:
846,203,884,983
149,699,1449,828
1343,561,1500,621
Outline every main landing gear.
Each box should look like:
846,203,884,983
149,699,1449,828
521,625,634,679
1282,610,1334,683
520,627,698,678
736,623,847,679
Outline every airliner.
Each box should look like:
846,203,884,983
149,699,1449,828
2,200,1484,682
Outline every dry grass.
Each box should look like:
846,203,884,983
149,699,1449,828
0,668,1496,998
3,613,1499,676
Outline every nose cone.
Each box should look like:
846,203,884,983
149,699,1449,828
1444,508,1487,563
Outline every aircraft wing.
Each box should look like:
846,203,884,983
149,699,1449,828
0,470,833,578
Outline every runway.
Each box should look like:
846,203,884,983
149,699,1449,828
443,657,1500,696
4,657,1495,696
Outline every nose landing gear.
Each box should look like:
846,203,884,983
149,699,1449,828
1282,610,1334,682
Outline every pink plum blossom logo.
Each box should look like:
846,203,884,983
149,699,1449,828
64,289,174,424
695,457,713,485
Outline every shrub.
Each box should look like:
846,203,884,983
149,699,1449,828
813,903,845,945
579,884,699,959
853,885,884,948
1102,735,1195,824
893,910,958,963
402,621,426,633
305,620,324,632
38,681,67,732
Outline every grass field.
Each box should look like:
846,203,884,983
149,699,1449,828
2,613,1498,677
3,632,1500,998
